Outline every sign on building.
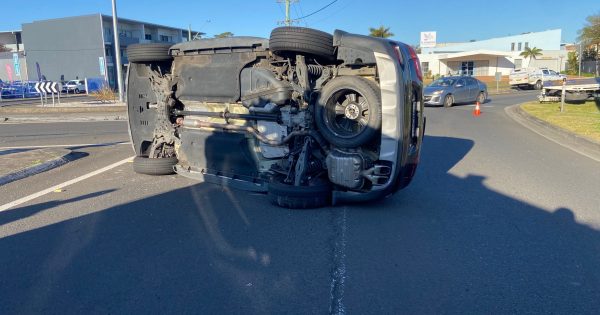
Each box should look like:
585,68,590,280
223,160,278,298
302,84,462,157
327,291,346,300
12,53,21,77
420,31,437,48
99,57,106,76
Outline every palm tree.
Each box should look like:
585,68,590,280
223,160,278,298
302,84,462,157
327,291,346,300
520,46,543,60
369,26,394,38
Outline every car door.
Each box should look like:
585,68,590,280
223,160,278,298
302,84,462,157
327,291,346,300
466,77,479,100
453,78,469,102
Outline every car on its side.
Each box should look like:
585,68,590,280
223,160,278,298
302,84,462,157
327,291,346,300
424,76,487,107
62,80,85,94
125,26,426,209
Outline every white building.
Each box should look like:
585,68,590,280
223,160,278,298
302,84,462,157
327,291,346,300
418,29,568,77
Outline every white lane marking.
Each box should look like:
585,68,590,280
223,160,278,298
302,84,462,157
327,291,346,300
329,207,348,315
0,142,130,150
0,156,134,212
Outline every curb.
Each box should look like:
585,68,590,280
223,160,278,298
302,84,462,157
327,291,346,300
0,149,73,186
505,104,600,163
0,106,125,114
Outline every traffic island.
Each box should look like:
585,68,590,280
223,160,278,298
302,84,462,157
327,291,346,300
0,103,127,123
0,148,73,186
505,101,600,162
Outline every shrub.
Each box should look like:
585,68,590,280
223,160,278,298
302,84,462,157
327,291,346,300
91,87,117,103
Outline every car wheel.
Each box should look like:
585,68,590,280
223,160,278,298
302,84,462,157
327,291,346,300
443,94,454,108
75,88,80,94
316,76,382,148
476,92,486,104
269,27,334,60
268,175,331,209
132,156,177,175
534,80,542,90
127,43,172,63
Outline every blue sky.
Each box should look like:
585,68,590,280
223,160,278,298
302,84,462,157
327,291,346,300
1,0,597,44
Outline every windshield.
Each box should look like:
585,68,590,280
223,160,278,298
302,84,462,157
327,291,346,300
67,80,78,84
430,78,456,87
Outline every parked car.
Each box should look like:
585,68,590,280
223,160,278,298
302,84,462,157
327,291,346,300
62,80,85,93
509,67,566,90
424,76,487,107
126,26,426,208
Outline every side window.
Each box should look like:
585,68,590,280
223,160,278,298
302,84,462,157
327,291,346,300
542,70,549,75
467,78,477,86
457,78,466,86
549,70,557,75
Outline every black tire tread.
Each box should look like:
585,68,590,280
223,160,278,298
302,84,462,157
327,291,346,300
268,176,331,209
133,156,177,175
127,43,172,63
269,27,334,59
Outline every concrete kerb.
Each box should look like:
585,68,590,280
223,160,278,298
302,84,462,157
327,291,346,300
505,104,600,163
0,148,73,186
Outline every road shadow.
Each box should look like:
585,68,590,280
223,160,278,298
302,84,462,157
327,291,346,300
0,135,599,313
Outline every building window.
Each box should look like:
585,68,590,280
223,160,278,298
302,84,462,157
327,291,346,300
160,35,173,42
511,43,515,51
461,61,474,76
145,34,152,40
514,58,522,69
518,42,522,51
421,62,429,75
525,42,529,49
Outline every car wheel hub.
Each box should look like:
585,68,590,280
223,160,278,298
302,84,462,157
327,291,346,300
344,103,360,120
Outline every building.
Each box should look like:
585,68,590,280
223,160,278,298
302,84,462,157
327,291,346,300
17,14,200,87
418,29,568,77
0,30,26,82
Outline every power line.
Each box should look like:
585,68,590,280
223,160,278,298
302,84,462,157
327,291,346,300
296,0,338,20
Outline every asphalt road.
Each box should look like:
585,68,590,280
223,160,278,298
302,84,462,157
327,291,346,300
1,90,600,314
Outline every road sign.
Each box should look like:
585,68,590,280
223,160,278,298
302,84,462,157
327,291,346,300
420,31,437,48
12,53,21,77
35,81,60,94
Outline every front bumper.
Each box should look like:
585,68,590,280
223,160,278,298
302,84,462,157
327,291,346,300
424,94,443,105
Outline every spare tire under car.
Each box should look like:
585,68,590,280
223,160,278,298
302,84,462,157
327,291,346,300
315,76,382,148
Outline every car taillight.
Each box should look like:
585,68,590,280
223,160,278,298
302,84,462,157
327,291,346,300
407,46,423,82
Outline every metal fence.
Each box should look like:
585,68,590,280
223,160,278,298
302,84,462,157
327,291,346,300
582,60,600,76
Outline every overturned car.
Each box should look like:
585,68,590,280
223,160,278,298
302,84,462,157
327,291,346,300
126,27,425,208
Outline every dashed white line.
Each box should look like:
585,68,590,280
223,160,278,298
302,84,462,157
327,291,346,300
0,156,133,212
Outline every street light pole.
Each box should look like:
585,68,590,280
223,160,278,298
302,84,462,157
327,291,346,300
111,0,124,102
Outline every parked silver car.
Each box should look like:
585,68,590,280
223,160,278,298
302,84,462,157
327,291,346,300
424,76,487,107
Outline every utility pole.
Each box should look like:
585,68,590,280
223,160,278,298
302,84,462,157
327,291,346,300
578,42,582,77
111,0,124,102
277,0,297,26
188,24,192,41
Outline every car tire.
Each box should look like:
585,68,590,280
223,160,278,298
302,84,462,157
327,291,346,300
268,175,331,209
476,92,486,104
316,76,382,148
75,88,80,94
443,94,454,108
269,27,334,60
127,43,172,63
132,156,177,175
534,80,542,90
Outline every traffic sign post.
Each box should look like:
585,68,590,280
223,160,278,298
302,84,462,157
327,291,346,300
35,81,61,106
495,72,501,93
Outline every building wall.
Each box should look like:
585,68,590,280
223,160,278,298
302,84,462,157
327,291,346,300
22,14,105,82
0,51,27,81
0,32,24,52
422,29,562,54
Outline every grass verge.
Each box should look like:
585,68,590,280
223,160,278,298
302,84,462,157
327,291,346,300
521,99,600,142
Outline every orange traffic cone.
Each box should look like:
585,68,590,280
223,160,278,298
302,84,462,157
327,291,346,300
473,102,481,117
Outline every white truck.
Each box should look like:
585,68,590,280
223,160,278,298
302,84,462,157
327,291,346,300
539,77,600,102
509,67,566,90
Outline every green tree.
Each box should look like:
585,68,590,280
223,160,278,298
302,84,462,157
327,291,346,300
0,43,11,52
519,46,543,60
214,32,234,38
577,13,600,45
566,51,578,75
369,26,394,38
